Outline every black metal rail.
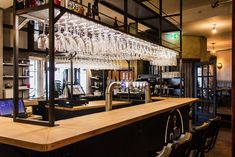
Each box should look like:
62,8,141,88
12,0,183,127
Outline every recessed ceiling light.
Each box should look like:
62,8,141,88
212,24,217,34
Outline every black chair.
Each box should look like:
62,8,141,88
203,116,221,152
190,116,221,157
156,132,192,157
189,122,210,157
170,132,192,157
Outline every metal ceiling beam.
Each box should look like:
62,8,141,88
137,16,159,20
163,13,181,18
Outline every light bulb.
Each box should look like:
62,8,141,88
210,49,216,55
212,24,217,34
212,28,217,34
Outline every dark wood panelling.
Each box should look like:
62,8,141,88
232,1,235,156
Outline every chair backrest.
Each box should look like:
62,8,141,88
190,122,210,150
203,116,221,152
169,133,192,157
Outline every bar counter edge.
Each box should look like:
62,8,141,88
0,98,198,154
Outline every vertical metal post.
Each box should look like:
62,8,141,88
159,0,162,45
13,0,19,120
158,0,163,97
27,21,34,51
213,60,217,116
159,66,162,96
48,0,55,126
232,0,235,156
70,56,74,100
124,0,128,33
102,70,106,99
45,54,48,102
127,60,131,102
179,0,183,97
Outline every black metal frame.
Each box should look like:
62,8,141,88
12,0,182,126
179,0,183,97
193,60,217,124
13,0,56,126
99,0,180,33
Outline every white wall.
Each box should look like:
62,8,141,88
216,50,232,81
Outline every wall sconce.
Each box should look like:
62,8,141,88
217,62,222,69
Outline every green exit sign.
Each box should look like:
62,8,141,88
171,33,180,39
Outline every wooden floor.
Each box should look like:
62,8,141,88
205,127,232,157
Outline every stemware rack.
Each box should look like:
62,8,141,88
12,0,183,126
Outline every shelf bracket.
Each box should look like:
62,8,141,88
18,18,30,30
54,10,66,24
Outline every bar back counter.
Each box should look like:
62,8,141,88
0,98,197,157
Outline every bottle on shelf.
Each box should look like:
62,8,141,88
23,0,30,8
67,0,73,10
60,0,68,8
31,0,36,7
86,2,92,17
72,3,79,13
36,0,42,6
113,17,119,28
44,0,49,4
91,0,101,20
78,6,85,15
16,0,24,9
54,0,61,6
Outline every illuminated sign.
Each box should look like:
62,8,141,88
171,33,180,40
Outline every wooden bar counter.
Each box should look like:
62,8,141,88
34,100,131,121
50,100,131,111
0,98,198,157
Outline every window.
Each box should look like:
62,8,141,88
29,57,44,98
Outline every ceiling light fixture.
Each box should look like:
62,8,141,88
210,43,216,55
212,24,217,34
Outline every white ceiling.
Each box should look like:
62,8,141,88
0,0,12,9
145,0,212,14
181,0,232,52
147,0,232,52
0,0,232,52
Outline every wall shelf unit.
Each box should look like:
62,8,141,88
3,76,31,79
3,58,30,99
3,63,31,67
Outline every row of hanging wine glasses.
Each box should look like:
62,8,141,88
38,13,178,65
150,55,177,66
55,56,123,70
